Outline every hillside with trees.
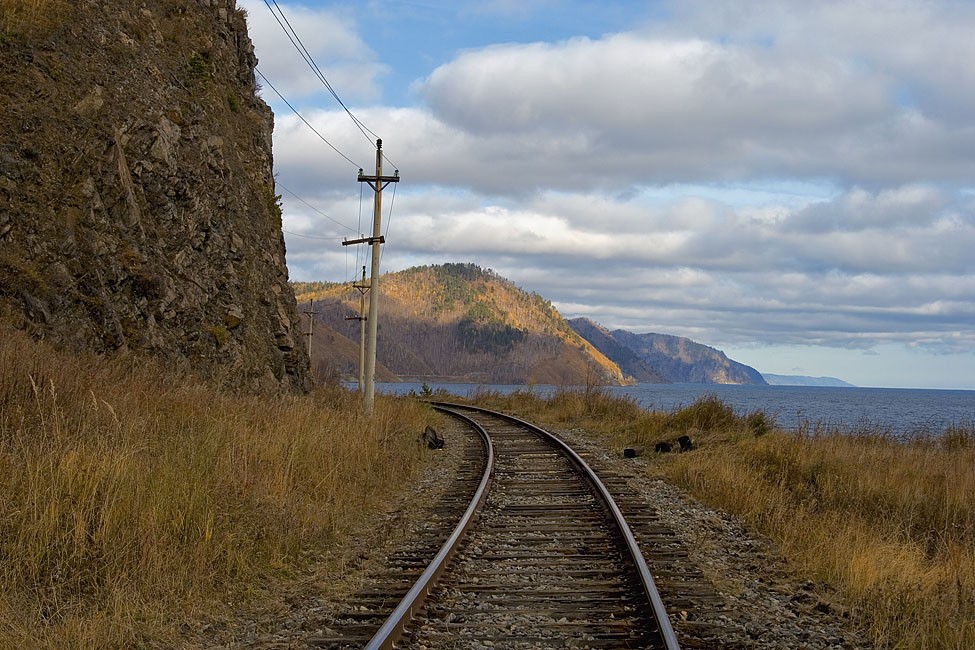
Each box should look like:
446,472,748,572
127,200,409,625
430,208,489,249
294,264,768,386
294,264,626,385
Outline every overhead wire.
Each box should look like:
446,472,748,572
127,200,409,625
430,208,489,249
282,230,344,241
264,0,377,148
277,182,358,233
379,180,398,267
259,0,403,285
255,69,359,168
254,70,370,285
356,182,365,281
262,1,398,171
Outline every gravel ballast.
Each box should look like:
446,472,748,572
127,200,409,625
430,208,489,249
185,418,874,649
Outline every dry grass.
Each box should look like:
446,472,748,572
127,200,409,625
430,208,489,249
0,326,434,648
0,0,69,37
478,387,975,650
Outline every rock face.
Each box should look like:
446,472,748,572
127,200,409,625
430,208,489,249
566,317,668,383
569,317,767,385
0,0,310,392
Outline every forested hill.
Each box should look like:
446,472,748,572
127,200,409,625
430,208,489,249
293,264,626,385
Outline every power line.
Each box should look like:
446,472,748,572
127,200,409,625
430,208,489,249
264,0,377,147
355,182,366,281
379,180,398,267
282,230,344,241
262,1,399,171
277,182,358,233
258,1,401,215
256,5,400,232
255,68,360,168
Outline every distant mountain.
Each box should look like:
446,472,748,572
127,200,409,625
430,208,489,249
292,265,772,387
762,374,855,387
293,264,626,385
568,318,767,385
297,315,398,384
567,318,668,383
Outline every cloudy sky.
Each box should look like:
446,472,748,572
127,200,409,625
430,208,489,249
238,0,974,390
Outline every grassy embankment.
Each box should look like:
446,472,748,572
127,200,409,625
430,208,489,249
0,0,69,36
0,327,435,648
470,386,975,650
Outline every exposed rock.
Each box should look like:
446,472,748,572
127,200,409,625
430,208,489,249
570,317,767,385
224,305,244,329
0,0,310,392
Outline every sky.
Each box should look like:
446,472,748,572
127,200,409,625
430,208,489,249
238,0,975,390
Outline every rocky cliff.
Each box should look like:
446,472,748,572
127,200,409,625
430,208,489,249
569,318,767,385
0,0,309,391
566,317,668,383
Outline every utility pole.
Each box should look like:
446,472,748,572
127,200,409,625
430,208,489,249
347,139,398,414
302,299,317,366
345,265,369,392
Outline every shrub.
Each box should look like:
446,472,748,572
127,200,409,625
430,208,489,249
667,393,738,434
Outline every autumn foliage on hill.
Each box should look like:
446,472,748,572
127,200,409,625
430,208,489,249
293,263,625,385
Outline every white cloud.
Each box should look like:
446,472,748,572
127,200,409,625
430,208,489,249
671,1,975,122
398,4,975,192
240,0,387,103
249,0,975,386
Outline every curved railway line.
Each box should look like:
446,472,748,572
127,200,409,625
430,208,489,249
192,401,876,649
319,403,682,649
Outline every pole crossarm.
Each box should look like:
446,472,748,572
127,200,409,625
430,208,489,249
342,235,385,246
357,170,400,190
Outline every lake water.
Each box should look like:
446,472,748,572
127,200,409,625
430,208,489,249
374,382,975,435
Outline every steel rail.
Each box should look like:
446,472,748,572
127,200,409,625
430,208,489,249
436,402,682,650
363,406,494,650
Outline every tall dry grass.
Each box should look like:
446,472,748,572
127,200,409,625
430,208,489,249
0,0,69,36
0,326,433,648
666,426,975,649
481,388,975,650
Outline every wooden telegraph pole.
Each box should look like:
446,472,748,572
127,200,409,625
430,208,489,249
345,139,398,414
344,265,369,392
302,299,317,366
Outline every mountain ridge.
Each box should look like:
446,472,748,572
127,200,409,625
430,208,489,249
763,374,855,387
568,317,768,385
296,263,625,385
294,264,767,386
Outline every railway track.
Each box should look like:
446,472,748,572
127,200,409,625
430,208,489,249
361,403,681,649
311,404,683,648
199,402,870,649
